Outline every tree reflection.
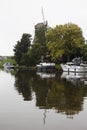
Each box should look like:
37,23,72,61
14,70,87,117
47,80,85,115
14,70,33,101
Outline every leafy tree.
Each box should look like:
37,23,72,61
14,33,32,65
30,43,47,64
46,23,85,63
81,44,87,60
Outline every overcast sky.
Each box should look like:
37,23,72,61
0,0,87,56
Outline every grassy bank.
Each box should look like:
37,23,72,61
0,58,62,72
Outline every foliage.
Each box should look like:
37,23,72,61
81,44,87,60
46,23,85,63
19,23,48,66
22,43,47,66
55,64,62,71
13,33,32,65
13,22,87,67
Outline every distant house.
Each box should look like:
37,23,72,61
0,56,8,61
0,56,3,61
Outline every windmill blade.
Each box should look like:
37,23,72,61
41,7,46,25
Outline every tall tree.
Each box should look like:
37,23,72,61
13,33,32,65
46,23,85,62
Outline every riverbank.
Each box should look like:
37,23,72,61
0,58,62,72
14,64,62,72
14,65,36,70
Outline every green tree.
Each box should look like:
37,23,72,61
14,33,32,65
81,44,87,60
46,23,85,63
29,43,47,65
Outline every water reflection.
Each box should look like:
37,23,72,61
61,72,87,86
3,67,14,74
36,72,55,79
14,70,33,101
14,70,87,118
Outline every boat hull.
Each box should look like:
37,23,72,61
36,62,55,72
61,63,87,72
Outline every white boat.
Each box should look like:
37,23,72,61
3,62,14,69
84,80,87,85
36,62,55,71
61,62,87,72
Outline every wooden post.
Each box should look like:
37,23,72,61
74,68,76,75
68,68,69,74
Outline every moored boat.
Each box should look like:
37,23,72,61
36,62,55,72
61,62,87,72
60,57,87,72
3,62,14,69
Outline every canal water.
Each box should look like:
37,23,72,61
0,69,87,130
